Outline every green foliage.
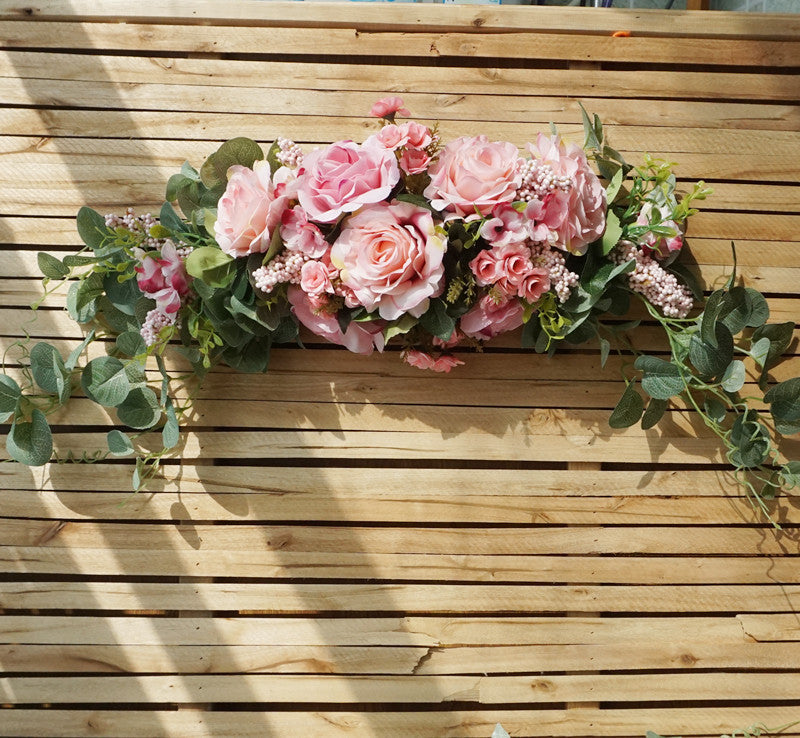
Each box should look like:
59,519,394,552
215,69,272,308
7,409,52,467
609,381,644,428
186,246,235,288
107,429,134,456
81,356,131,407
419,299,457,342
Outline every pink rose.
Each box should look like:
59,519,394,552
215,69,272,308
526,133,605,255
636,204,683,258
374,124,407,151
281,206,328,259
400,122,432,149
288,287,384,355
370,96,410,120
331,200,446,321
424,135,522,218
480,204,529,247
469,249,500,286
494,243,533,297
214,164,295,258
297,141,400,223
399,148,431,176
459,294,524,341
300,260,335,296
403,349,464,373
517,267,550,303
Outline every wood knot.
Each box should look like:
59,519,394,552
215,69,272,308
679,652,698,666
472,16,485,27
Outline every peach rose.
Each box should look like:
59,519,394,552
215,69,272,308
288,287,384,355
297,140,400,224
331,200,446,321
214,164,295,258
459,294,524,341
424,135,522,218
526,133,605,255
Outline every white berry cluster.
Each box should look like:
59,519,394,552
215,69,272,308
613,241,693,318
140,307,175,347
275,137,304,168
517,160,572,202
252,251,308,293
105,208,160,248
529,243,579,303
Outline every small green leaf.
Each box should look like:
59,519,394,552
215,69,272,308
30,342,69,403
641,397,668,430
689,323,733,379
162,399,180,449
200,138,264,190
116,387,161,429
160,201,188,233
764,376,800,426
65,330,95,372
779,461,800,490
752,321,795,382
384,314,418,342
704,396,727,424
37,252,69,280
720,286,769,334
0,375,21,420
635,355,685,400
81,356,131,407
605,168,624,204
492,725,511,738
7,409,52,466
750,336,771,368
728,411,770,468
700,290,726,348
419,299,456,342
599,337,611,369
600,210,623,256
76,207,108,251
185,246,235,288
609,381,644,429
106,429,134,456
720,360,746,393
115,331,147,358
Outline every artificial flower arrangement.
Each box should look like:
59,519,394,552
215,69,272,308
1,97,799,519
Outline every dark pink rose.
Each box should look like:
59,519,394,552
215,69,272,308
460,294,524,341
297,141,400,223
424,135,521,218
331,200,446,321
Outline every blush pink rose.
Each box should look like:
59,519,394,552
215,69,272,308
517,267,550,303
374,124,408,150
400,122,432,149
281,206,328,259
403,349,464,373
399,148,431,176
424,135,522,218
288,287,384,355
297,141,400,223
370,96,410,119
459,294,524,341
493,243,533,297
526,133,605,255
214,164,295,258
300,260,335,296
331,200,446,321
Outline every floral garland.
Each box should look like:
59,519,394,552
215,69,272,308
1,97,798,518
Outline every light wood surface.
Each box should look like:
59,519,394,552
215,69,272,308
0,3,798,737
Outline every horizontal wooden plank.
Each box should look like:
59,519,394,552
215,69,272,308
4,640,799,674
3,21,799,67
2,581,799,613
3,671,800,705
2,706,800,738
3,520,798,557
6,1,800,40
4,50,800,102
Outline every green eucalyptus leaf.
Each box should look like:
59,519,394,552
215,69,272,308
779,461,800,490
764,376,800,425
200,138,264,190
700,290,726,347
162,399,180,449
641,397,668,430
605,168,624,203
419,299,456,342
7,409,52,466
29,342,69,403
752,322,795,387
0,374,21,420
703,396,727,424
384,314,418,343
62,254,98,268
116,331,147,358
491,725,511,738
65,330,96,372
66,275,102,323
185,246,235,288
599,337,611,369
720,359,746,393
609,381,644,429
81,356,131,407
37,252,69,280
103,273,140,316
689,323,733,378
728,411,770,468
634,355,684,400
116,387,161,429
106,429,134,456
720,286,769,334
160,201,188,233
76,207,108,251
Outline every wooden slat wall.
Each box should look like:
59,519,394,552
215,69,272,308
0,2,799,736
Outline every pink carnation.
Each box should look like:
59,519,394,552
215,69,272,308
288,287,384,355
526,133,605,255
480,204,529,247
331,200,446,321
370,96,410,119
281,206,328,259
403,349,464,373
297,140,400,223
424,135,522,218
214,164,295,258
459,294,524,341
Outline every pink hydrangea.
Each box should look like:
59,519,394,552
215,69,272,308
280,205,329,259
459,294,524,341
403,349,464,373
424,135,522,218
526,133,605,255
370,96,410,120
214,164,296,258
331,200,446,321
288,287,384,355
296,140,400,223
